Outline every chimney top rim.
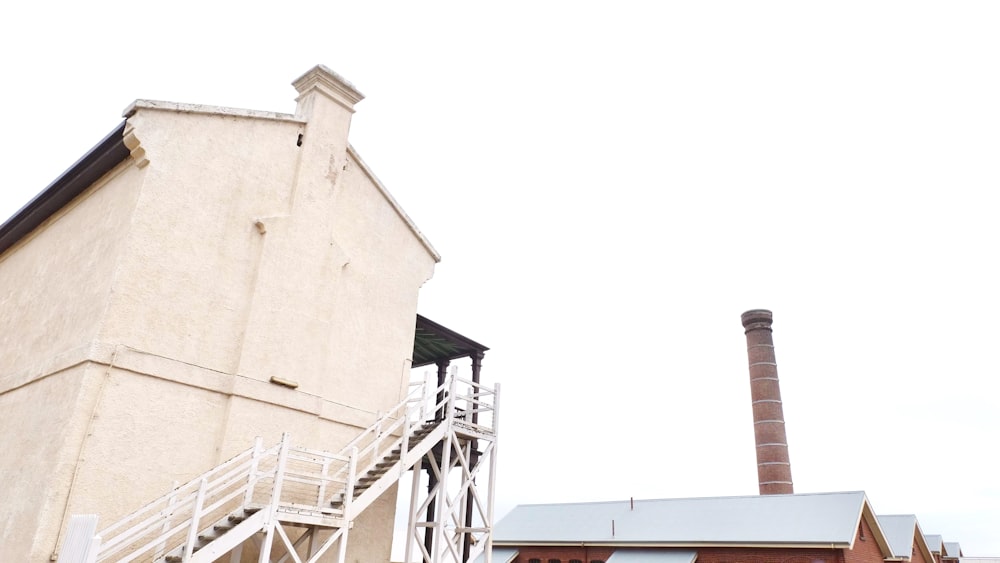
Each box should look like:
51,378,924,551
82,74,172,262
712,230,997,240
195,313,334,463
741,309,774,328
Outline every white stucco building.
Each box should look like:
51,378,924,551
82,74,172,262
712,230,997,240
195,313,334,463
0,66,497,563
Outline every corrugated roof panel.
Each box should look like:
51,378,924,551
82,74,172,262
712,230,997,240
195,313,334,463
494,491,867,546
607,549,698,563
878,515,917,558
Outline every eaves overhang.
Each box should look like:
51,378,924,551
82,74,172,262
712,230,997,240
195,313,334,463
0,122,129,257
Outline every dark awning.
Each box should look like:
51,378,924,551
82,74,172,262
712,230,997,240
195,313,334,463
412,314,489,368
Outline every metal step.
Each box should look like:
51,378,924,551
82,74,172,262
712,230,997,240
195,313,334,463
162,507,262,562
353,423,442,497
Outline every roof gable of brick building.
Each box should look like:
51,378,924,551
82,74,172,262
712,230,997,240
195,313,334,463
493,491,889,551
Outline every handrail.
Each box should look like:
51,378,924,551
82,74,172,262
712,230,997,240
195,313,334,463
95,441,282,562
324,375,499,496
323,379,449,490
97,444,259,541
335,380,428,456
66,373,499,563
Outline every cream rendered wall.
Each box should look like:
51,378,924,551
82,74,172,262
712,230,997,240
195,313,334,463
59,367,229,522
319,151,433,412
0,161,143,561
0,363,105,561
97,110,304,376
0,161,142,386
2,66,438,561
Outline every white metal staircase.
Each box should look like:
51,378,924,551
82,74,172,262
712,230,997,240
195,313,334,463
58,373,499,563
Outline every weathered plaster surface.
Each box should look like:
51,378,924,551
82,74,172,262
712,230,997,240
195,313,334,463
0,364,102,560
0,66,437,561
0,161,141,389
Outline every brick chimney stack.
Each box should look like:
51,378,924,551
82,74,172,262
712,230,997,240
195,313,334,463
741,309,794,495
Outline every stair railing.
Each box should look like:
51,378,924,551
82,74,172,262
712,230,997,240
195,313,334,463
77,381,438,562
450,375,498,434
91,437,280,562
263,443,353,515
322,377,447,494
256,432,291,560
62,374,499,563
333,373,496,489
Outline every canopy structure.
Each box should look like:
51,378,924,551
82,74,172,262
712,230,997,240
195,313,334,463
411,314,491,423
413,314,489,369
411,314,492,562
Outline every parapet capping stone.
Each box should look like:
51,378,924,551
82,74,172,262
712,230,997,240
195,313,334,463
292,64,365,112
120,100,306,170
122,99,306,123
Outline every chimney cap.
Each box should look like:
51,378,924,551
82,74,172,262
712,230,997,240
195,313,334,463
292,64,365,111
741,309,773,331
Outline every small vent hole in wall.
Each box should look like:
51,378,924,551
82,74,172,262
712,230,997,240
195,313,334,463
296,133,303,146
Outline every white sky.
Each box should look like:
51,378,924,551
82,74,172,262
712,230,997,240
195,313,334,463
3,0,999,556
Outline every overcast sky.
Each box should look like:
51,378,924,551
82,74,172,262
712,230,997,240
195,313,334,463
3,1,999,556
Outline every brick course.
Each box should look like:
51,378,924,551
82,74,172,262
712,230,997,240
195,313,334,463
513,546,613,563
843,515,885,563
742,309,793,495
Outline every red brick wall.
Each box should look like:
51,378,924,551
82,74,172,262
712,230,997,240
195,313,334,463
513,546,613,563
842,517,886,563
695,546,843,563
514,546,839,563
911,538,930,563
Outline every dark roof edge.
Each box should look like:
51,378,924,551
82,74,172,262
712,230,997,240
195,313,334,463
0,121,129,257
416,314,490,352
412,314,490,368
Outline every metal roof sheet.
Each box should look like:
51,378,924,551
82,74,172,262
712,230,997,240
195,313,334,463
945,542,962,557
878,515,918,558
926,535,944,553
607,549,698,563
493,491,868,546
474,548,518,563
